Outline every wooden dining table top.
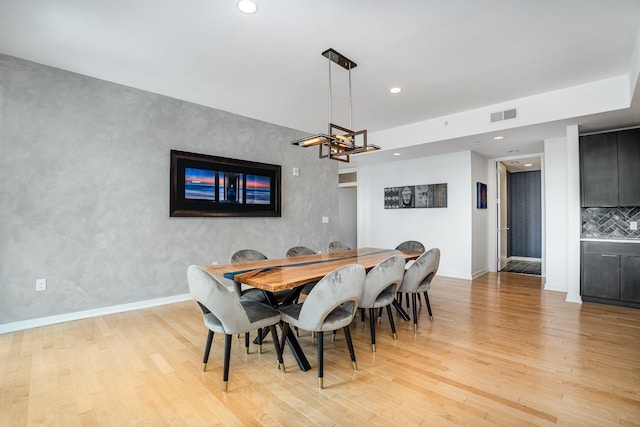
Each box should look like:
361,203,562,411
202,248,422,293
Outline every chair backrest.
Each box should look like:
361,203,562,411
297,264,365,331
395,240,426,253
187,265,251,333
286,246,316,257
230,249,268,263
360,255,406,308
327,241,351,253
398,248,440,293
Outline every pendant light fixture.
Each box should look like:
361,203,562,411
291,48,380,162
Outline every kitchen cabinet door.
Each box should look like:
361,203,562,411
617,128,640,206
621,255,640,303
582,253,620,299
580,133,618,207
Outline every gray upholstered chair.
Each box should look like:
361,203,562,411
230,249,268,263
395,240,426,308
229,249,268,302
395,240,426,253
327,241,351,253
285,246,316,257
286,246,318,297
279,264,365,389
187,265,284,392
359,255,406,352
397,248,440,331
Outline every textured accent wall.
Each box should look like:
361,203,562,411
582,207,640,239
507,170,542,258
0,55,338,324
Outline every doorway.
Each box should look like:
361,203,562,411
496,157,542,276
338,170,357,250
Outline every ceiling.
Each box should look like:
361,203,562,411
1,0,639,167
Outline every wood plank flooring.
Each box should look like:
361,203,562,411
1,272,639,426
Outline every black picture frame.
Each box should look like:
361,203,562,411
170,150,281,217
477,182,487,209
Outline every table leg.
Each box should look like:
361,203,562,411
392,298,411,321
261,289,311,372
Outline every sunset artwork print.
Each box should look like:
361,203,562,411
245,175,271,205
185,168,216,201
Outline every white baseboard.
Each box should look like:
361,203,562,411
472,268,489,279
0,294,192,335
510,256,542,262
565,294,583,304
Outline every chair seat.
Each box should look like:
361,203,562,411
203,301,280,334
415,282,431,293
280,303,355,332
369,289,397,309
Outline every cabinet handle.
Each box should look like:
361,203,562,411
601,254,618,257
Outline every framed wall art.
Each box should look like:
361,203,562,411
477,182,487,209
384,183,447,209
170,150,281,217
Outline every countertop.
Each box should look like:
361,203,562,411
581,238,640,244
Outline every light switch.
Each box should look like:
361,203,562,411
322,216,329,224
631,221,638,231
292,167,299,176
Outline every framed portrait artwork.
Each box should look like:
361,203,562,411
384,183,447,209
477,182,487,209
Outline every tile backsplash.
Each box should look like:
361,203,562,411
582,207,640,239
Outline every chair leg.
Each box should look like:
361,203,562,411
203,330,214,371
386,305,397,340
317,331,324,389
369,308,377,352
257,328,263,354
424,291,433,321
244,332,250,354
332,330,337,342
270,325,285,372
280,323,290,354
343,326,357,371
411,293,418,332
377,307,383,324
223,334,232,392
360,307,365,328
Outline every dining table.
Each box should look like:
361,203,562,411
202,247,422,371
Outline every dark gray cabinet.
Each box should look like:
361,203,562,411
617,128,640,206
581,241,640,308
620,255,640,303
580,128,640,207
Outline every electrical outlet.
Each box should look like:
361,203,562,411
36,278,47,291
631,221,638,231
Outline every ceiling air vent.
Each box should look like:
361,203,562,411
490,108,518,123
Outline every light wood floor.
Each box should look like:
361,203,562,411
2,272,639,426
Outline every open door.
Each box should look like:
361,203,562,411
497,162,509,270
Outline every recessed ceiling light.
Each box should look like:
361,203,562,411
493,135,504,140
389,87,402,94
237,0,258,14
524,163,533,167
393,152,401,156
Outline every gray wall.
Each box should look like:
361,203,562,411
0,54,338,324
